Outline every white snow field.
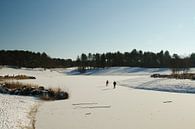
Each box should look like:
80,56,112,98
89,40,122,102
0,94,37,129
59,67,172,75
2,67,195,129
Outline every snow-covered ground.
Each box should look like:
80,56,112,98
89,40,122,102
58,67,172,75
119,76,195,93
0,94,38,129
2,67,195,129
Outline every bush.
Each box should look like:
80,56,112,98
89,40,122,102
0,82,69,101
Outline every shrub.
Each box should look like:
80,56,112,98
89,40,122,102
0,82,69,101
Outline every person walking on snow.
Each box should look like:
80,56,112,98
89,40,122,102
113,81,116,89
106,80,109,86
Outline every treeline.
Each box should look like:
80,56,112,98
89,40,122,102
76,49,195,73
1,50,195,72
0,50,73,68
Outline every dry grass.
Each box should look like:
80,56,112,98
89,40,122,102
52,87,62,94
0,75,36,80
40,87,68,101
3,81,38,89
0,81,69,100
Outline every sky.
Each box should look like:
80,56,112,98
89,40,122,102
1,0,195,59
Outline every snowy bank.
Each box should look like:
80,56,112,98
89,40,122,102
58,67,172,75
0,94,39,129
118,76,195,94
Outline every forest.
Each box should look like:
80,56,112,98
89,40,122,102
0,50,73,68
76,49,193,73
1,50,195,73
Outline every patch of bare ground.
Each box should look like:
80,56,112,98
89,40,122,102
20,103,41,129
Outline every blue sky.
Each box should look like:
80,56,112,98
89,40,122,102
1,0,195,59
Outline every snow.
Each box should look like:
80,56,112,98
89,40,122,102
62,67,195,94
34,72,195,129
119,76,195,93
62,67,172,75
2,66,195,129
0,94,37,129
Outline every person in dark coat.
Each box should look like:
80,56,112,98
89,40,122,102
106,80,109,86
113,81,116,89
